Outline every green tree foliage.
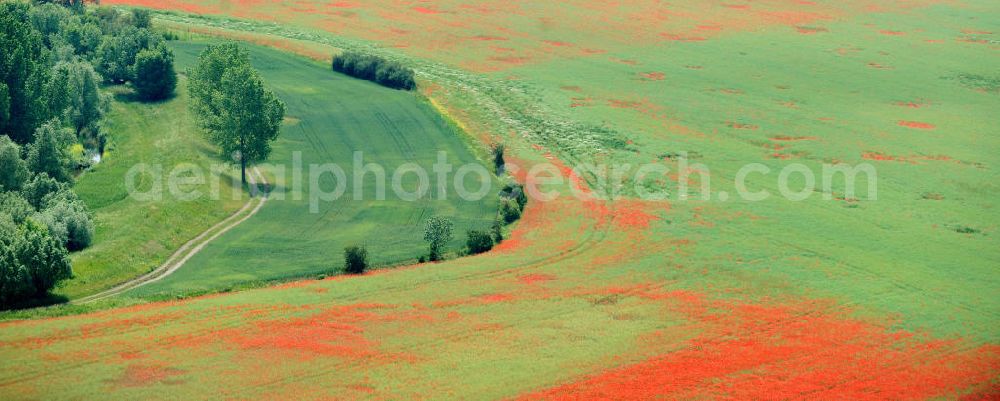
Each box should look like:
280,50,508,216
188,42,247,119
0,192,33,224
13,219,72,297
466,230,494,255
0,82,9,128
131,8,151,29
500,182,528,210
0,2,51,144
0,213,33,307
0,136,29,192
20,173,65,210
46,61,105,136
499,197,522,224
331,51,416,90
132,43,176,101
491,217,503,243
33,190,93,251
48,36,76,65
26,120,73,182
491,143,505,174
423,216,454,261
0,216,72,307
93,6,125,35
34,0,84,14
344,245,368,274
95,26,161,83
189,42,285,184
61,16,102,56
28,2,69,46
499,181,528,224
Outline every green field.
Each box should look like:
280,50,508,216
127,40,499,297
62,80,245,300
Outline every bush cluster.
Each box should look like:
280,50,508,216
331,51,416,90
499,182,528,223
344,245,368,274
0,136,94,309
466,230,494,255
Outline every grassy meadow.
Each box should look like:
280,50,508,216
127,40,500,297
61,80,245,300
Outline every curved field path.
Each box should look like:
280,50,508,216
74,168,270,304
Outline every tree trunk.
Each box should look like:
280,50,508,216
239,135,246,185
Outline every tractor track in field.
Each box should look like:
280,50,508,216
72,168,271,305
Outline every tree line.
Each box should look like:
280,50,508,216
0,2,176,308
331,51,416,91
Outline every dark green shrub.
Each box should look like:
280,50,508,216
491,143,505,174
131,8,151,29
500,197,522,224
466,230,494,255
491,218,503,243
344,245,368,274
132,43,176,101
95,26,161,83
331,51,416,90
500,182,527,210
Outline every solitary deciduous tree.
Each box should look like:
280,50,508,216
423,216,454,261
188,42,285,185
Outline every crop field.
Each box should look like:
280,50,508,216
126,40,499,297
1,0,998,399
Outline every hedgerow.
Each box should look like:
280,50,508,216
331,51,416,90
